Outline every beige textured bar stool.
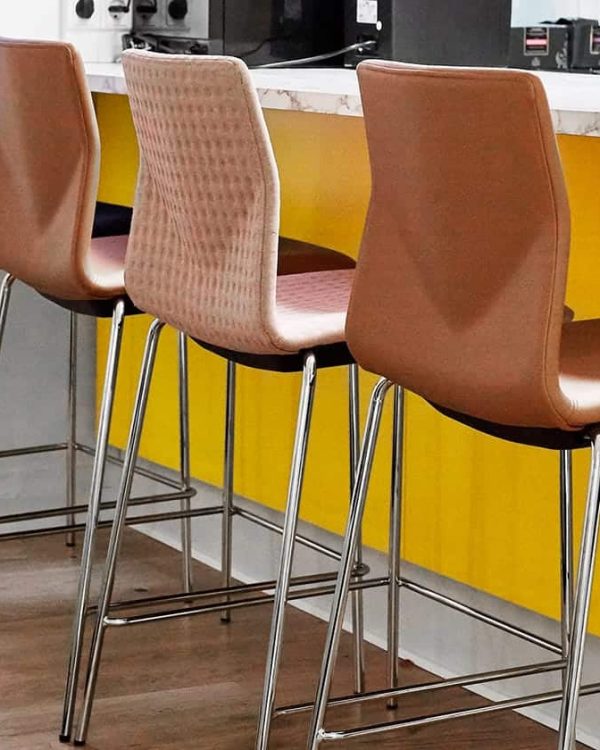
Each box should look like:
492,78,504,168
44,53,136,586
0,38,197,744
307,61,600,749
72,52,385,748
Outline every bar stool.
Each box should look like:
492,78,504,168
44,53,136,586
72,52,388,748
307,61,600,749
0,38,199,744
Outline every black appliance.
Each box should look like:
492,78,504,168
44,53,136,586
508,25,570,71
345,0,513,68
558,17,600,71
126,0,345,66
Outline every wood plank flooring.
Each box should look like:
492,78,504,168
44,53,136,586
0,530,587,749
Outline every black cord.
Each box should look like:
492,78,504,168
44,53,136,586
252,40,378,69
239,37,290,62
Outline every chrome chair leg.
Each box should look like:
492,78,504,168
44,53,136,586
558,432,600,750
221,359,236,623
307,378,392,750
74,319,165,746
255,353,317,750
560,449,574,662
65,311,78,548
387,385,404,709
0,273,15,349
348,363,366,693
178,332,193,593
60,300,126,743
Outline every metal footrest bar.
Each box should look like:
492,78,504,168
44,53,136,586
276,659,565,717
75,442,182,491
400,576,562,655
0,504,220,543
0,442,68,459
235,506,342,563
103,576,389,628
102,570,344,614
319,680,600,742
0,489,196,528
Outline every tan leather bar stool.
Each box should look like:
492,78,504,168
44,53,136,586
307,61,600,749
71,52,390,748
0,38,200,744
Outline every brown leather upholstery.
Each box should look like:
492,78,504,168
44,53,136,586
349,61,600,432
0,39,125,300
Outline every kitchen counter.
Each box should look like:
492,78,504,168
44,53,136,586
86,61,600,137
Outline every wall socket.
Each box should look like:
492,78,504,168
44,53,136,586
63,0,132,61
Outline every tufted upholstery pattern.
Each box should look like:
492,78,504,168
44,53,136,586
0,38,126,300
123,52,351,355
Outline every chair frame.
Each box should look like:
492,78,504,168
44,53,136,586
304,380,600,750
0,273,198,742
70,319,379,747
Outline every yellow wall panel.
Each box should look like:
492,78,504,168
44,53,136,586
94,93,600,633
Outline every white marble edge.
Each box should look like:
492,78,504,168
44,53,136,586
85,62,600,137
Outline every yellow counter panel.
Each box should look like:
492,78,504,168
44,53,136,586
94,92,600,634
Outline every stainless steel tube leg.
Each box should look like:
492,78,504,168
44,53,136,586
178,332,193,593
60,301,126,743
0,274,15,350
74,319,165,746
560,449,574,659
348,363,366,694
66,311,78,548
221,359,236,623
558,433,600,750
255,353,317,750
307,378,392,750
387,385,404,710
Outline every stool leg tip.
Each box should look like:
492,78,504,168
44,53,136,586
58,734,71,744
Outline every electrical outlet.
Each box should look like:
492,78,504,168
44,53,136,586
165,0,208,35
102,0,133,30
132,0,166,30
65,0,101,30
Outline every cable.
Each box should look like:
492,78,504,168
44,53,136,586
240,37,287,62
253,40,378,69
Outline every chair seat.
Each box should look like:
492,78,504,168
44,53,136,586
86,236,127,295
272,269,354,352
194,268,355,371
41,235,130,317
560,319,600,426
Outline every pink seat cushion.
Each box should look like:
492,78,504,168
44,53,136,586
85,236,127,296
272,269,354,351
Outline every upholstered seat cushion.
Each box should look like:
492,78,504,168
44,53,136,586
560,319,600,426
84,236,127,296
271,269,353,352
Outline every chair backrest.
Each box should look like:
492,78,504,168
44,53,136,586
348,61,573,429
122,51,281,353
0,38,101,299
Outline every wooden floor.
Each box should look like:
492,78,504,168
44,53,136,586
0,530,586,749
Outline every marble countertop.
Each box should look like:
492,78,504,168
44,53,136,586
86,62,600,137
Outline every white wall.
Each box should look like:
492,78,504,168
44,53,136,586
1,2,61,40
513,0,600,24
0,2,128,62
